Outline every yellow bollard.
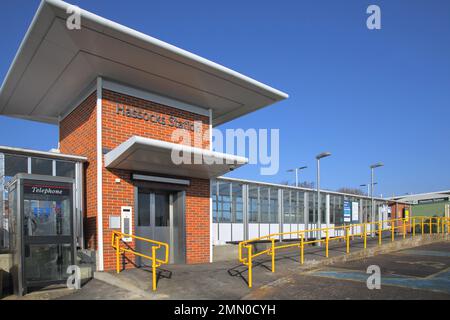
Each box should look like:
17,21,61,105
421,218,424,235
346,226,350,254
152,246,157,291
115,235,120,274
248,245,253,288
378,222,382,246
300,234,304,264
271,239,275,273
437,219,440,235
325,230,329,258
429,218,432,235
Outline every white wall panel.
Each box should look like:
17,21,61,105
232,223,244,242
218,223,232,243
249,223,259,240
283,224,291,239
260,224,270,238
270,224,279,239
212,223,219,245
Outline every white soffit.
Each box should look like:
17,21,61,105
104,136,248,179
0,0,288,126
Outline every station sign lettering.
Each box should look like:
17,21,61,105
116,104,198,132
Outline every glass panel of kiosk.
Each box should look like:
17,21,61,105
8,174,76,296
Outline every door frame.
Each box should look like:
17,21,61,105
134,184,186,265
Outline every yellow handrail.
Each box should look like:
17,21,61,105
111,231,169,291
239,216,449,288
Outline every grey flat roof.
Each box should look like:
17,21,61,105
0,145,87,162
0,0,288,126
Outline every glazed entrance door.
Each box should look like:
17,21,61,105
136,189,185,264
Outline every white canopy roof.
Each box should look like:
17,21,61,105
104,136,248,179
0,0,288,126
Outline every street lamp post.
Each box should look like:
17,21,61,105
316,152,331,245
287,166,307,187
370,163,384,228
360,182,377,197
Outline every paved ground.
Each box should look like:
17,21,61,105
3,236,449,300
245,242,450,300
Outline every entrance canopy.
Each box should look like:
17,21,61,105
0,0,288,126
104,136,248,179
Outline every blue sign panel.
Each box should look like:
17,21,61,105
343,200,351,222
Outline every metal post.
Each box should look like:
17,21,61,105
271,239,275,273
152,246,157,291
248,245,253,288
115,236,120,274
325,229,329,258
413,218,416,237
300,233,304,264
346,226,350,254
371,167,374,233
429,218,432,235
378,221,382,245
421,217,424,235
363,223,367,249
317,158,321,245
403,218,406,239
391,220,395,242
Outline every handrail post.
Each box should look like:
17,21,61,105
378,221,382,246
363,223,367,249
325,230,329,258
346,226,350,254
403,218,406,239
391,219,395,242
300,233,304,264
437,219,440,235
271,239,275,273
152,246,157,291
413,218,416,237
248,245,253,288
115,235,120,274
429,218,432,235
421,218,424,235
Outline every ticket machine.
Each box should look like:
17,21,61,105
8,174,76,295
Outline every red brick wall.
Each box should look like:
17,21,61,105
59,88,212,270
101,89,211,269
389,203,412,232
59,92,98,249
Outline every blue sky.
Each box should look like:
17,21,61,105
1,0,449,197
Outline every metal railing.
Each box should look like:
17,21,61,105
111,231,169,291
238,216,450,288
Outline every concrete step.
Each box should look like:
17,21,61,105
93,271,169,300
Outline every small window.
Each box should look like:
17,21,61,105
31,158,52,175
4,154,28,177
138,192,150,226
56,161,76,178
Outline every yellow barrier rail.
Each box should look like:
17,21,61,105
238,216,449,288
112,231,169,291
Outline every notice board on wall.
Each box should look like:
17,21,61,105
344,200,351,222
352,202,359,222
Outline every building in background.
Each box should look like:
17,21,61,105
390,191,450,218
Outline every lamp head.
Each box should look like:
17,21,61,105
316,152,332,160
370,162,384,169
